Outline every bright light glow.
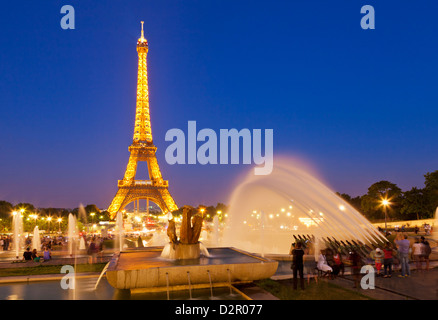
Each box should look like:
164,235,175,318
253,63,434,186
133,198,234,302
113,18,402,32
382,199,389,206
299,217,324,227
339,205,345,211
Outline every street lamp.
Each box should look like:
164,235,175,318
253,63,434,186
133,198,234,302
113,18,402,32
47,217,52,234
381,198,391,232
57,218,62,232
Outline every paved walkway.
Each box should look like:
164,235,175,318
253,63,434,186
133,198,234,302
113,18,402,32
335,268,438,300
272,260,438,300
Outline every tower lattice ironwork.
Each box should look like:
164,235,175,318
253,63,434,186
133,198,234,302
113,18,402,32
107,22,178,219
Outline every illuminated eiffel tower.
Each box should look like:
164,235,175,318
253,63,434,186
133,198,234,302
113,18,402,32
108,22,178,219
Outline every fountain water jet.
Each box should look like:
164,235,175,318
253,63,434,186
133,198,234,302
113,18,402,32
223,158,386,255
68,213,77,257
115,212,124,252
432,207,438,241
212,215,219,246
12,211,23,259
32,226,41,251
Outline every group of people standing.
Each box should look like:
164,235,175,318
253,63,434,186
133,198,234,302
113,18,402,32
371,234,431,278
290,232,433,290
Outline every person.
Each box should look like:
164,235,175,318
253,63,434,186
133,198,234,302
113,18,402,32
349,250,362,288
291,242,305,290
87,238,98,264
23,247,32,261
382,242,394,278
412,238,423,271
317,249,333,278
43,246,51,261
420,236,431,271
395,234,411,277
97,237,104,262
303,249,318,285
31,249,40,262
332,249,345,277
3,237,9,251
370,247,384,277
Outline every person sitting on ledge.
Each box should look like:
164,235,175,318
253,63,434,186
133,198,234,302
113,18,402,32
31,249,40,262
43,246,51,261
317,249,333,278
23,247,32,261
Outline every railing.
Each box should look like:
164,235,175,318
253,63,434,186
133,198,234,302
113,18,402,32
118,180,168,187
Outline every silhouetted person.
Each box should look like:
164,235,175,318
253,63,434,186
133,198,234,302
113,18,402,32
291,242,305,290
23,247,32,261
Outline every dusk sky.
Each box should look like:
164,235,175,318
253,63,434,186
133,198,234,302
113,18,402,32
1,1,437,210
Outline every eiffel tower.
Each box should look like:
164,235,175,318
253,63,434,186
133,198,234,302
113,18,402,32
107,22,178,219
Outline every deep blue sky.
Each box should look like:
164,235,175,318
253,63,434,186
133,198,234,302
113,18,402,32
1,1,437,209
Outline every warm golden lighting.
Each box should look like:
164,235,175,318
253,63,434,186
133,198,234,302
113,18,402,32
107,22,177,218
299,217,324,227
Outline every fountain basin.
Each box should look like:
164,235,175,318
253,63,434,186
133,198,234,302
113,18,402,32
106,247,278,291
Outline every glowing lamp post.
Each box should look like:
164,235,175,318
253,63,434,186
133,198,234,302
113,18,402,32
381,198,391,232
47,217,52,234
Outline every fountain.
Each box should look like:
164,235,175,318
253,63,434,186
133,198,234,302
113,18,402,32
212,215,219,246
12,211,23,259
105,205,277,292
115,212,124,252
79,236,86,251
432,207,438,241
78,204,88,225
68,213,77,257
32,226,41,251
104,158,385,295
222,158,386,255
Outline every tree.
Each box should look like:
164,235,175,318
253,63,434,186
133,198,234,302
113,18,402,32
0,201,13,219
361,181,402,221
400,187,429,220
424,170,438,217
13,203,36,214
336,193,362,212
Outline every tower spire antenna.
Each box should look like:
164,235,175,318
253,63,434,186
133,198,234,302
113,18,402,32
141,21,144,39
139,21,146,43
